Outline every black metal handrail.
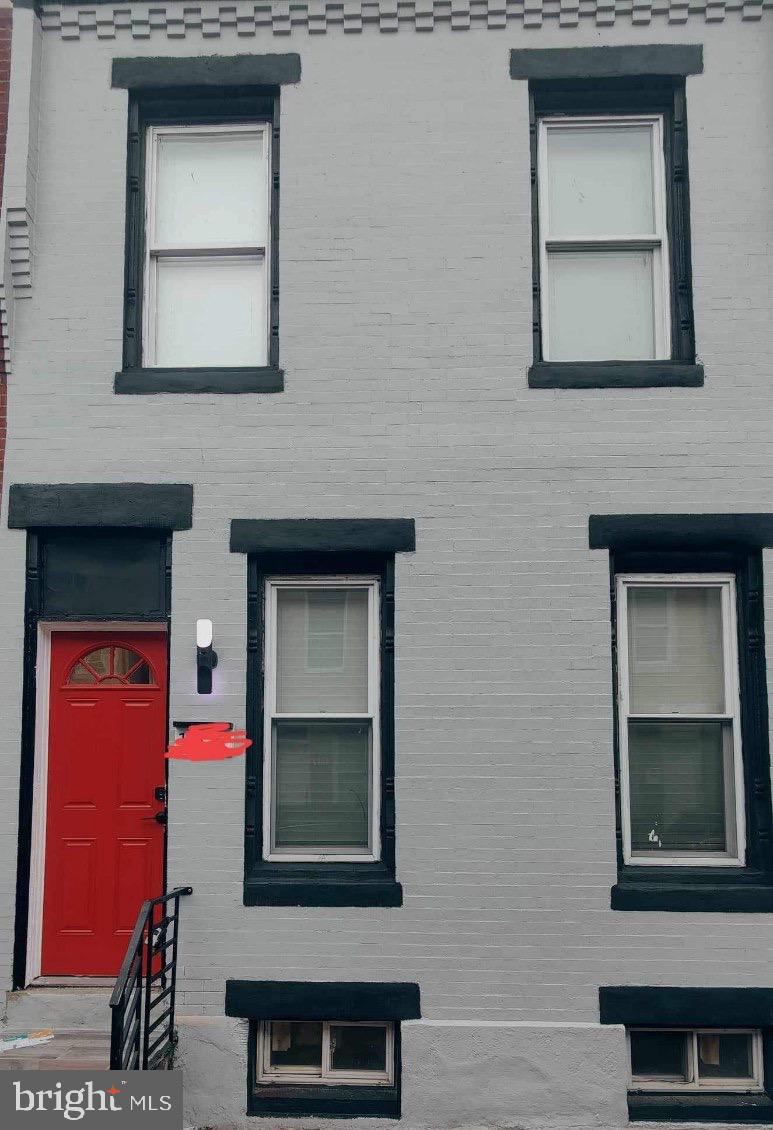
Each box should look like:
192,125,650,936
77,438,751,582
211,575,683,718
109,886,193,1070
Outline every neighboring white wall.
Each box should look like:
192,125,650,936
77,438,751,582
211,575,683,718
0,8,772,1128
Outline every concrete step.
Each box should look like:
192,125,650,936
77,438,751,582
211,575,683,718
4,985,112,1032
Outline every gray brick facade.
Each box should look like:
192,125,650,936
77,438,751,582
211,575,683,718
0,5,772,1126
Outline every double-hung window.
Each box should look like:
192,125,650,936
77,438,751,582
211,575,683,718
537,116,670,362
616,575,744,866
263,578,380,862
144,123,270,369
118,85,283,394
524,68,701,388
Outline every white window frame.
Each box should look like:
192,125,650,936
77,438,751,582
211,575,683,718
142,122,271,367
628,1028,763,1093
537,114,671,362
263,576,381,863
256,1021,395,1087
616,573,746,867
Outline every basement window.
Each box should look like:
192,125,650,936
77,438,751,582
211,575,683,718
256,1021,395,1086
629,1029,763,1093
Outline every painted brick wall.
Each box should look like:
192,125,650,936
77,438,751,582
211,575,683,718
0,12,772,1041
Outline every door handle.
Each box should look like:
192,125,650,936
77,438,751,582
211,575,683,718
143,810,167,825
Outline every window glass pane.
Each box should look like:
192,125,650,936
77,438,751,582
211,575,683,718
81,647,111,677
154,131,266,247
547,250,655,361
268,1022,323,1071
154,256,265,367
628,587,725,714
697,1033,753,1080
273,721,371,849
127,662,152,685
113,648,143,677
630,1031,689,1081
276,589,369,713
68,662,96,685
546,124,655,238
330,1025,387,1073
628,721,732,854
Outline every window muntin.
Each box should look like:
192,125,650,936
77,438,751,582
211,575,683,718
537,116,670,362
629,1029,763,1093
616,575,745,867
143,123,270,368
263,577,380,862
256,1021,394,1086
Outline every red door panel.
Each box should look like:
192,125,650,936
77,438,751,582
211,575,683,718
41,632,167,977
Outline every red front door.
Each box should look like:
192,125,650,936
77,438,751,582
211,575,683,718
41,632,168,976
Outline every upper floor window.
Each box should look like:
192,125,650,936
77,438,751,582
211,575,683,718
616,574,744,867
526,76,700,389
537,116,669,362
144,124,271,369
117,87,283,395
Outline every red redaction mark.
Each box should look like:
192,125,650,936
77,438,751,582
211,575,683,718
166,722,252,762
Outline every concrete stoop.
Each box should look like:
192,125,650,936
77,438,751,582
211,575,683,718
0,985,112,1070
3,984,112,1031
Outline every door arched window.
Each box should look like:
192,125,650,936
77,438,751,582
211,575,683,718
66,645,155,686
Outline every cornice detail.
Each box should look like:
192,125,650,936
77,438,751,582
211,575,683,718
39,0,769,40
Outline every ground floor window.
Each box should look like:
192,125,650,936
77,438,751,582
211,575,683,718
629,1028,763,1092
256,1020,394,1086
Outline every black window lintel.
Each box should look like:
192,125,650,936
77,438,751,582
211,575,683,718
112,53,301,90
231,518,416,555
226,980,421,1020
8,483,193,531
510,44,703,81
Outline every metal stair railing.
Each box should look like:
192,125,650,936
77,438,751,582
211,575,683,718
109,886,192,1070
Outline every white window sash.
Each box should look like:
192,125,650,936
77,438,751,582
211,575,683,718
537,114,671,362
628,1029,763,1093
616,573,746,867
257,1021,394,1087
262,576,381,863
142,122,271,367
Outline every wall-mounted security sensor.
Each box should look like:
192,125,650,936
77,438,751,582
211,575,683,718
196,618,218,694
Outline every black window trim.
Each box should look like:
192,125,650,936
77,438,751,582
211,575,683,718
600,987,773,1123
525,76,702,390
226,979,419,1120
605,545,773,912
246,1021,402,1119
115,86,283,396
242,551,402,907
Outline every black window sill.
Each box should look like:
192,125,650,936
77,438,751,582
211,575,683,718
244,862,402,908
528,361,704,389
628,1091,773,1123
114,367,284,395
249,1084,399,1119
612,870,773,913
